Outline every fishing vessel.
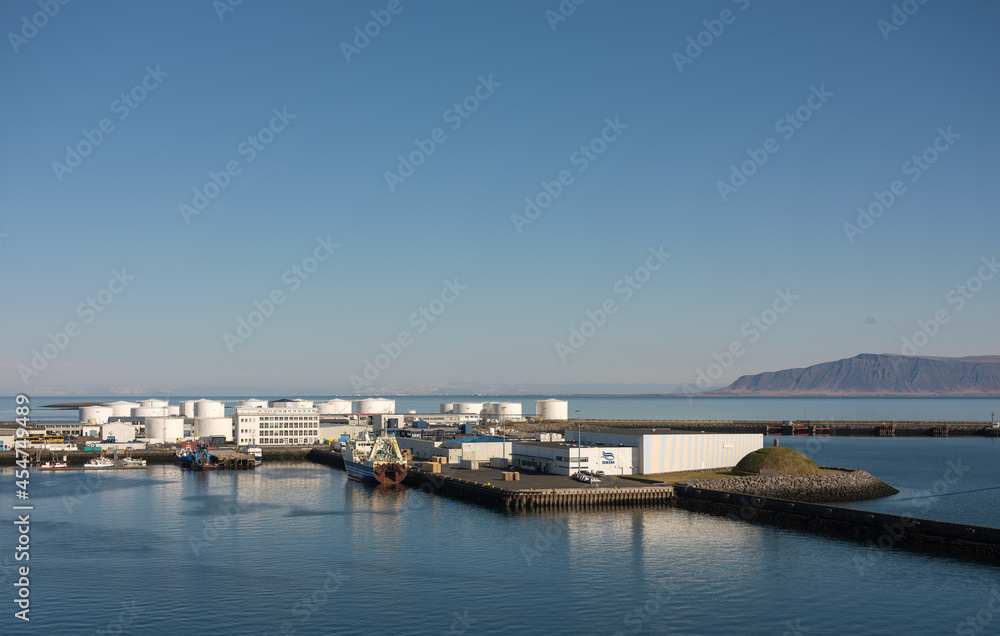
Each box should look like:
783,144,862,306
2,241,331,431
83,456,114,469
38,455,68,470
342,431,407,484
121,457,147,468
174,441,217,470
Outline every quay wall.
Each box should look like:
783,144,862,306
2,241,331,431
0,447,312,466
674,484,1000,560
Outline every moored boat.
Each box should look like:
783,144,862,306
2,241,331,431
38,456,68,470
83,456,114,469
342,431,407,484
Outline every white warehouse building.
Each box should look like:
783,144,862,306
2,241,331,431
234,401,320,446
511,441,637,475
565,428,764,475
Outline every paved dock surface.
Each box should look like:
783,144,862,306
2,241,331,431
423,465,654,491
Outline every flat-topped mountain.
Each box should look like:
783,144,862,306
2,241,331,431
721,354,1000,395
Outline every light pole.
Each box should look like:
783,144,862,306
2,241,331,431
575,409,581,479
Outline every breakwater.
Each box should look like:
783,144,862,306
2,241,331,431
682,468,899,503
520,419,997,437
674,484,1000,560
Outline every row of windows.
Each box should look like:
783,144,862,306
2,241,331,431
238,416,318,423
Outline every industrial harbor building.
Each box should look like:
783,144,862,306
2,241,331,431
564,429,763,475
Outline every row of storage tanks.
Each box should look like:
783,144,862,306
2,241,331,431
439,399,569,420
80,399,230,443
235,398,397,415
80,399,227,424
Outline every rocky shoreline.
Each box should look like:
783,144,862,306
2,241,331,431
681,467,899,503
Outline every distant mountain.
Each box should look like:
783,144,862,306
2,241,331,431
720,354,1000,396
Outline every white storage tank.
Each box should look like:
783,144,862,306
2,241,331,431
440,403,455,414
79,405,113,425
317,399,351,415
452,402,483,415
145,417,184,443
239,398,268,409
490,402,522,419
194,399,225,418
140,399,168,408
194,417,233,440
354,398,395,414
132,406,167,418
166,404,181,416
536,399,569,421
291,399,314,409
106,401,139,418
181,400,197,418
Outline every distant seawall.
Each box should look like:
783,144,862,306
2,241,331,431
521,420,998,437
0,447,312,466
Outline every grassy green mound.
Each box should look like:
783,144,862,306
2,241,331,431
733,447,821,475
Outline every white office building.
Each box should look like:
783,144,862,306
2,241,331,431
233,399,320,446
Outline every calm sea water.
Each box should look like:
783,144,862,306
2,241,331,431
2,438,999,635
7,395,1000,423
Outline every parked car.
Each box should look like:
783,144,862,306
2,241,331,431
592,470,605,477
572,472,591,483
590,477,601,484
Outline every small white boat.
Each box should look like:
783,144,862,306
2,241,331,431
83,457,114,469
38,458,68,470
246,445,263,466
121,457,147,468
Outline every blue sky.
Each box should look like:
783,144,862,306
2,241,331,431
2,0,998,395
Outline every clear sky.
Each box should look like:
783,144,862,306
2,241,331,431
2,0,998,396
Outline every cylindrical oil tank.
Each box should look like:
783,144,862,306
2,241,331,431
166,404,181,416
131,406,167,418
181,400,197,418
317,399,351,415
452,402,483,415
144,417,183,442
536,399,569,420
440,403,455,414
139,399,168,408
239,398,268,409
291,399,314,409
491,402,522,419
354,398,395,414
194,417,233,440
194,399,225,418
106,401,139,418
79,405,113,424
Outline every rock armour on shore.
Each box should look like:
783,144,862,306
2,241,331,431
682,468,899,503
